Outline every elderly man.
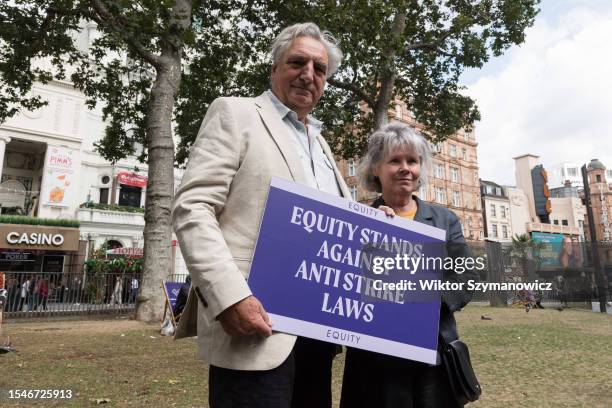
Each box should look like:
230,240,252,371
172,23,350,408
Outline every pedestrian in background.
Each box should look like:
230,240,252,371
19,275,31,311
36,277,49,311
129,277,139,303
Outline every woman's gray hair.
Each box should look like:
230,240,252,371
270,22,343,78
359,122,432,193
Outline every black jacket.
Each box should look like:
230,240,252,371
371,195,478,342
173,282,191,318
340,196,479,408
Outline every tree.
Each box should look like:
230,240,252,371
1,1,540,321
506,233,544,281
0,0,245,321
197,0,540,159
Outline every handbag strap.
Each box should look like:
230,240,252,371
438,306,456,345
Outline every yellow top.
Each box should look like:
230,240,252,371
396,208,417,220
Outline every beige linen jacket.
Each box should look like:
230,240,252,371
172,92,351,370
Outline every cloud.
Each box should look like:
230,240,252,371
464,3,612,185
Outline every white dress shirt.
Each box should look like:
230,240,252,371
266,90,341,196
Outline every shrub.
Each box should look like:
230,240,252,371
0,215,80,228
80,202,144,213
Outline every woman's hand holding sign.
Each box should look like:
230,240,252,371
218,295,273,337
378,205,396,217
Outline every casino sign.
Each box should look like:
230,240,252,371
0,224,79,252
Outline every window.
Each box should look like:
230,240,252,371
562,219,568,226
462,148,467,161
567,168,578,177
350,185,357,201
476,200,481,210
464,194,472,208
467,217,473,227
452,191,461,206
395,104,402,119
501,206,506,219
418,185,427,200
106,240,123,250
464,132,470,141
435,163,445,179
450,167,459,183
86,24,101,54
432,143,443,153
99,188,109,204
596,174,602,182
490,203,496,217
348,159,356,177
118,185,142,207
492,224,498,238
486,185,493,194
101,175,110,185
435,187,446,204
502,225,508,239
495,187,502,196
449,144,457,157
553,219,559,225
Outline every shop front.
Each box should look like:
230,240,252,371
1,223,82,313
0,223,80,282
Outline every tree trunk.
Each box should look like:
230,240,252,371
373,7,406,130
135,60,180,322
135,0,191,322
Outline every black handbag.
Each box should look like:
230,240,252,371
440,332,482,405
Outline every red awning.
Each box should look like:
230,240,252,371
117,172,148,188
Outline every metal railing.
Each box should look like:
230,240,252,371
3,241,610,319
468,241,612,309
2,271,140,318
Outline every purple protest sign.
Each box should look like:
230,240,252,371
164,282,182,310
247,177,446,364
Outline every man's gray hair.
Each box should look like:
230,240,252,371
359,122,433,193
270,22,343,78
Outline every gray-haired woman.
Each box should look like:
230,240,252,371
340,123,479,408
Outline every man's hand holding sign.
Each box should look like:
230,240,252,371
218,296,273,338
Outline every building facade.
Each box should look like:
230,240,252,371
506,186,531,237
511,154,583,241
0,27,184,278
549,160,612,190
548,161,584,189
480,180,512,242
337,100,484,241
549,182,587,242
583,159,612,242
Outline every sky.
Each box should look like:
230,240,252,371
460,0,612,186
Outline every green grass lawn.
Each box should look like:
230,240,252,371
0,305,611,407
